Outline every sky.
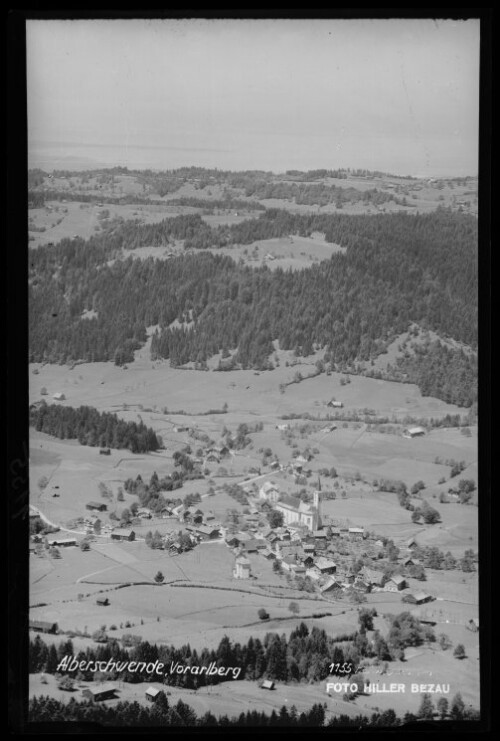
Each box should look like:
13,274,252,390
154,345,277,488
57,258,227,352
27,18,480,176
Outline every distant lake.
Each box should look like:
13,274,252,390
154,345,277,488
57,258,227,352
28,140,477,178
28,142,234,172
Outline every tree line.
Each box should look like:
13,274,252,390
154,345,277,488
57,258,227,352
29,402,161,453
27,694,477,727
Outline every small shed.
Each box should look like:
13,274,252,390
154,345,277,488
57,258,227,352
260,679,275,690
96,597,109,606
145,686,162,702
53,392,66,401
467,618,479,632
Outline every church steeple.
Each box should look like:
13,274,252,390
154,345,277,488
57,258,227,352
312,488,322,530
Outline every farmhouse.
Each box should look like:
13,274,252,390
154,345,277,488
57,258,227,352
145,686,162,702
86,501,107,512
281,556,297,572
111,528,135,541
362,569,385,588
181,507,204,524
305,568,321,582
403,426,426,438
353,578,371,593
82,684,118,702
225,535,241,548
194,524,221,540
327,399,343,408
403,556,420,567
384,575,407,592
205,452,220,463
29,619,58,634
313,557,337,575
259,481,280,502
275,491,322,532
348,527,365,539
313,529,327,541
233,555,251,579
138,508,152,519
242,539,260,553
320,578,343,595
261,548,277,560
265,532,279,545
276,542,304,560
467,618,479,632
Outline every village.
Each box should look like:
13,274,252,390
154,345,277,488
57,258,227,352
30,443,443,611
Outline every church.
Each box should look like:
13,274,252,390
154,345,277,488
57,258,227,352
275,490,322,532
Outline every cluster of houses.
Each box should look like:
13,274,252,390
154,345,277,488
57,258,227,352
172,503,223,541
226,484,435,603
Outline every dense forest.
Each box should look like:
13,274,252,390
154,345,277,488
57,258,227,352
29,402,161,453
29,208,477,405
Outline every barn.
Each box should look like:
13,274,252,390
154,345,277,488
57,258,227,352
404,592,433,605
111,528,135,541
29,619,58,634
86,501,107,512
81,684,118,702
403,426,426,438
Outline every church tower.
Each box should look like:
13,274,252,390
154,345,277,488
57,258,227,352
312,488,322,530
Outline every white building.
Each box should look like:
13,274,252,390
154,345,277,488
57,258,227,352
275,491,322,532
259,481,280,503
233,555,251,579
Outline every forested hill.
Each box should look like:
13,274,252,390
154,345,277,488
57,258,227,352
29,208,477,406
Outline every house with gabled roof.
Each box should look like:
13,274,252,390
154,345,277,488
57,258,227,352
384,575,407,592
